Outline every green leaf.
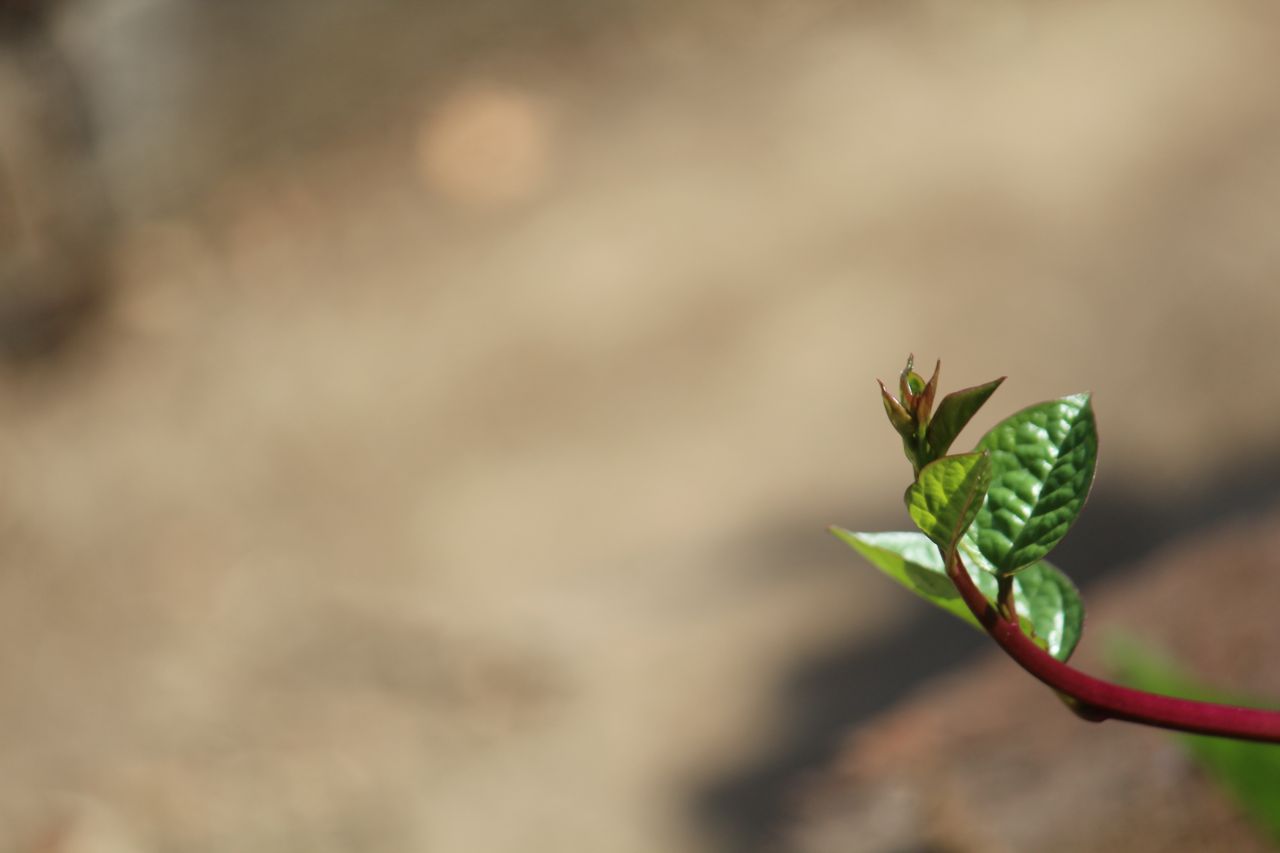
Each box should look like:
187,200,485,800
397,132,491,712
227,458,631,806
993,542,1084,663
925,376,1005,459
906,452,991,550
832,529,1083,661
1108,639,1280,842
965,393,1097,576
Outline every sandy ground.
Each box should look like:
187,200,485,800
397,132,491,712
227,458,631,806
2,0,1280,850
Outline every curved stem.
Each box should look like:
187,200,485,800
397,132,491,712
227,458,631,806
944,550,1280,743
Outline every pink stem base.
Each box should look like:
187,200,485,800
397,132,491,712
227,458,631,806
945,551,1280,743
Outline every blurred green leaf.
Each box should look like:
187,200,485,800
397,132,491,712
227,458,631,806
832,529,1083,661
906,452,991,550
966,394,1097,576
1108,639,1280,842
925,376,1005,460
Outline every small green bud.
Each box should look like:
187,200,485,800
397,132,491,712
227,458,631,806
881,356,949,475
899,354,919,408
879,380,914,436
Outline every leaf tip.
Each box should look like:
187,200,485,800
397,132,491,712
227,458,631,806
1065,391,1093,407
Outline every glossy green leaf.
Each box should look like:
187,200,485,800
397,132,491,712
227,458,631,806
989,540,1084,663
832,528,1083,661
906,452,991,550
925,376,1005,459
1108,639,1280,841
965,394,1097,576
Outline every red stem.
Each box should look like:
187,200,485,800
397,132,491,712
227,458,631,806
944,550,1280,743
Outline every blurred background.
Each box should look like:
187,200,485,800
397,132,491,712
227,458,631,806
3,0,1280,850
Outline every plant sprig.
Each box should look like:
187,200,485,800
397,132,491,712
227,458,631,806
835,356,1280,742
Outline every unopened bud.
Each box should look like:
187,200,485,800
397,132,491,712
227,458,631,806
879,380,914,437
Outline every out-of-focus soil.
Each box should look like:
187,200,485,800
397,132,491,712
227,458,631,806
2,0,1280,850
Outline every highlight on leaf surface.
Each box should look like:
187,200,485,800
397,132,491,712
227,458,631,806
905,451,991,550
832,528,1083,661
964,393,1098,577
